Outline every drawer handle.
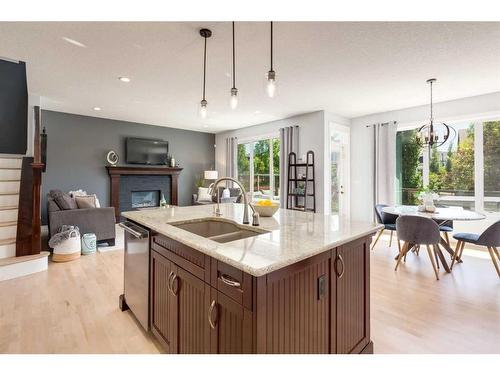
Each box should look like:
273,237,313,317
208,300,218,329
167,271,174,293
219,274,241,288
336,254,345,279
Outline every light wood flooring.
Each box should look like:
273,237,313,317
0,232,498,354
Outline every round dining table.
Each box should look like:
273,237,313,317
382,205,486,272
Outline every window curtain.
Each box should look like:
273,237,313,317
373,121,397,207
225,136,238,186
279,126,300,208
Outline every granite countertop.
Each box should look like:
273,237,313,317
122,203,383,277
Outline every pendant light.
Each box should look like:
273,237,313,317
266,21,276,98
199,28,212,119
230,22,238,109
416,78,454,147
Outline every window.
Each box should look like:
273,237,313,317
396,118,500,215
237,137,280,201
429,122,475,210
396,129,423,205
483,121,500,212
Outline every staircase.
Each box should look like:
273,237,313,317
0,155,48,281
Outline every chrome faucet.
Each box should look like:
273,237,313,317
209,177,259,226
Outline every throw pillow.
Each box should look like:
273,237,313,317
70,190,101,208
75,195,97,209
197,187,212,202
50,189,78,210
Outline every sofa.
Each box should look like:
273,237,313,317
47,192,116,246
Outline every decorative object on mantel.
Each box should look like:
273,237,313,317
170,156,176,167
160,194,167,208
417,187,439,213
416,78,456,147
106,150,119,166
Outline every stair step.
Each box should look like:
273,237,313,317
0,191,20,196
0,157,23,169
0,206,18,211
0,243,16,259
0,251,49,281
0,238,16,246
0,169,21,180
0,221,17,227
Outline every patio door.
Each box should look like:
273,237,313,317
330,124,350,217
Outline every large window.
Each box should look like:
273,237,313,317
237,137,280,201
396,119,500,214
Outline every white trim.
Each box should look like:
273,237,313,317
236,131,279,144
0,255,48,282
474,122,484,213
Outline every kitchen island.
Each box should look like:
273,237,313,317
121,203,382,354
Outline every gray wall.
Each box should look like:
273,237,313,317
41,110,215,224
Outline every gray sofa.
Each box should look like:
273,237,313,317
47,194,116,246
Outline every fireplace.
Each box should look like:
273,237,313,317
106,165,182,221
131,190,160,208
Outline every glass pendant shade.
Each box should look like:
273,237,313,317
266,70,276,98
200,99,208,119
230,88,238,109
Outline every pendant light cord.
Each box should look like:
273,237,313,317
203,35,207,100
270,21,274,71
232,22,236,89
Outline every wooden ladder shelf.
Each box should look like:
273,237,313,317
286,151,316,212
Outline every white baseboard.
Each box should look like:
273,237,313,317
0,253,49,282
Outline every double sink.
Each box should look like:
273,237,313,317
171,218,269,243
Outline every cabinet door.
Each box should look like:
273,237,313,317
151,251,177,353
175,266,211,354
333,238,370,354
209,288,254,354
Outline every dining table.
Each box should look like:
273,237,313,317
382,205,486,273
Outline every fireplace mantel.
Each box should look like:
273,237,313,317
106,165,183,221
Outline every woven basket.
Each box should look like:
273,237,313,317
52,229,81,262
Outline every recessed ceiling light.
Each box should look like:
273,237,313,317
203,125,209,128
254,110,262,114
93,107,101,111
62,36,86,48
119,77,131,83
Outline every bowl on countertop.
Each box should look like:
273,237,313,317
251,202,279,217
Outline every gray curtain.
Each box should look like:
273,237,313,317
373,121,397,208
279,126,300,208
225,136,238,186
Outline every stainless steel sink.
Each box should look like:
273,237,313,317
170,218,268,243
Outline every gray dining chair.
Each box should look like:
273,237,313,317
395,215,442,280
451,220,500,277
372,204,400,251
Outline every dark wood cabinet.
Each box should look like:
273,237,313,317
149,233,373,354
150,250,177,353
176,266,211,354
332,237,370,354
209,288,254,354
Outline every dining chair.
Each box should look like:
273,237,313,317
451,220,500,277
395,215,442,280
372,204,400,251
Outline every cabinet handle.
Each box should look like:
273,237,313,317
336,254,345,279
170,274,179,296
219,274,241,288
208,300,217,329
167,271,174,293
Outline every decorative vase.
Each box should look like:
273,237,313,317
160,194,167,208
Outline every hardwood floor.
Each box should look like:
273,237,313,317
0,231,498,354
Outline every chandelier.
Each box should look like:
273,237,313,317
416,78,454,147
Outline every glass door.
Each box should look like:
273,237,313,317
330,124,350,216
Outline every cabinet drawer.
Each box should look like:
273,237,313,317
211,259,253,310
152,234,210,283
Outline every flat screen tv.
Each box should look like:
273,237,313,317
126,137,169,165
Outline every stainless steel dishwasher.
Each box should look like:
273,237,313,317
119,221,150,331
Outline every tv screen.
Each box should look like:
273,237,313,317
126,138,169,165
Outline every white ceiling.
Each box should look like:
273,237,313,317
1,22,499,133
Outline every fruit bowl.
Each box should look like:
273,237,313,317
251,200,279,217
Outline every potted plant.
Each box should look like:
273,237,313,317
417,187,439,212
